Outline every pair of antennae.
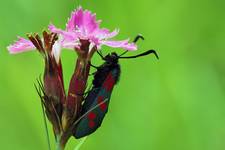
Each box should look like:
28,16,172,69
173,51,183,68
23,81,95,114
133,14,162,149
119,34,159,59
119,34,145,57
97,35,159,60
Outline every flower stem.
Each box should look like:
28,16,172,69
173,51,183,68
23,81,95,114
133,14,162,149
56,142,62,150
56,136,65,150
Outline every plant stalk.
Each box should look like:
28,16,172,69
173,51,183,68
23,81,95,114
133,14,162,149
56,136,66,150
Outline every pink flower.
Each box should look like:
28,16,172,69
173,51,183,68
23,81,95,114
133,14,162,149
7,37,35,54
49,6,137,51
8,31,67,110
7,34,77,63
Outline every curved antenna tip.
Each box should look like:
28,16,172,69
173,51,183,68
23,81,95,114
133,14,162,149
133,34,145,43
150,50,159,60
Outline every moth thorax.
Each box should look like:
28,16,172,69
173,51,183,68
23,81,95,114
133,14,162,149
105,52,119,64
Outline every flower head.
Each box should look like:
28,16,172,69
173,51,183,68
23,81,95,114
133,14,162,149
49,6,137,57
8,32,66,133
7,32,77,64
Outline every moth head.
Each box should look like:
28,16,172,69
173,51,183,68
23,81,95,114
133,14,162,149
104,52,119,64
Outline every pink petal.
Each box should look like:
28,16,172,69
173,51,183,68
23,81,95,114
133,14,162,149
66,7,83,31
83,10,99,34
66,7,100,36
95,28,119,40
7,37,35,54
70,7,84,31
104,29,119,39
49,24,80,49
101,40,137,51
61,40,79,49
53,7,138,51
49,24,78,40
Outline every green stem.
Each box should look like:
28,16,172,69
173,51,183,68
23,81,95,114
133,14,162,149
56,136,64,150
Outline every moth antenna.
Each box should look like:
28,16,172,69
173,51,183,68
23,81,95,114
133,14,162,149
119,34,145,57
118,50,128,57
133,34,144,43
119,50,159,59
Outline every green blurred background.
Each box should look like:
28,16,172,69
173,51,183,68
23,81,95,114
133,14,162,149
1,0,225,150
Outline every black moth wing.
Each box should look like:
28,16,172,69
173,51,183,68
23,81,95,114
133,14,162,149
74,67,120,139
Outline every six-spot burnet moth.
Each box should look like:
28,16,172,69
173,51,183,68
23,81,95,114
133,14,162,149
73,35,159,139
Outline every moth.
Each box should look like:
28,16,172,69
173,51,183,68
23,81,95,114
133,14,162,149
74,35,159,139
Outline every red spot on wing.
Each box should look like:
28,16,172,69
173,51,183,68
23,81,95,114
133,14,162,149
97,96,107,111
103,73,115,92
88,112,96,129
89,121,95,128
100,103,107,111
97,96,104,103
88,112,96,120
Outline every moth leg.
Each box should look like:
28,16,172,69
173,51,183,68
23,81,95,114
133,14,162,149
89,62,98,76
98,50,104,58
84,84,93,97
89,62,98,69
96,50,105,60
77,91,90,97
89,71,97,76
